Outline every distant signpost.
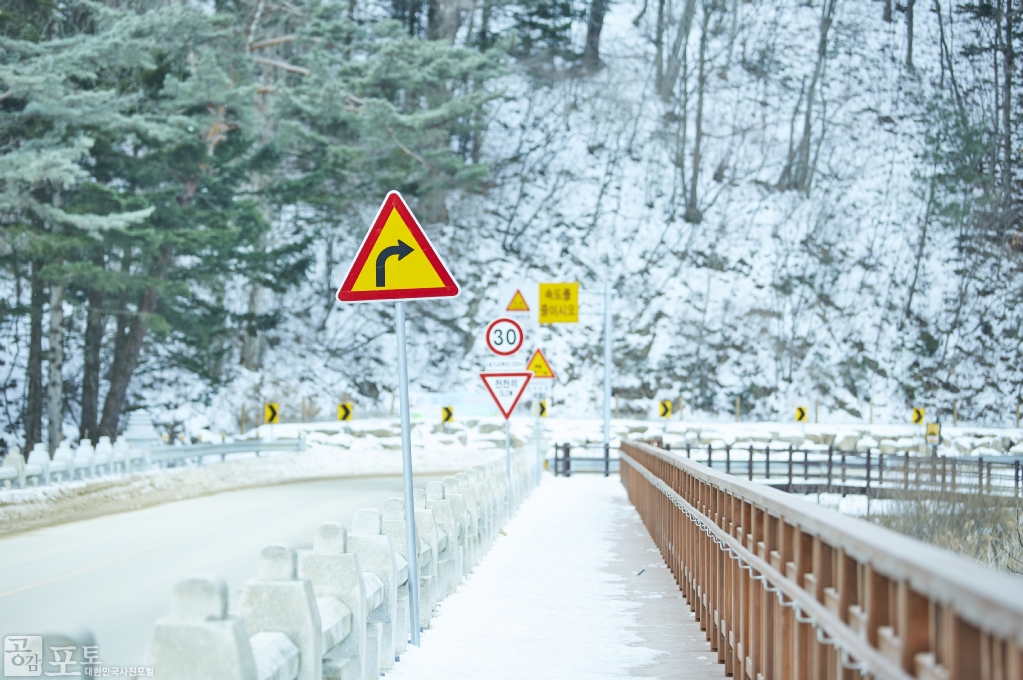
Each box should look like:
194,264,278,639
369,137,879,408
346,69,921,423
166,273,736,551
659,400,672,418
442,406,454,423
912,407,925,425
795,406,808,422
337,402,353,421
264,402,280,424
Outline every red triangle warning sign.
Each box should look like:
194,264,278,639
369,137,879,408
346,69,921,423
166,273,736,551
337,192,459,302
480,372,533,419
506,290,530,312
525,348,555,379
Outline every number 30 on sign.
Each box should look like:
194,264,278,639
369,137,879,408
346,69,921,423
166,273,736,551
485,317,524,356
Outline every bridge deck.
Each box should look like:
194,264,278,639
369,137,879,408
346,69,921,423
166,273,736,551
386,474,725,680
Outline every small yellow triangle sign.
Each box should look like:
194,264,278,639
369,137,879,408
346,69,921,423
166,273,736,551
526,348,555,379
507,289,530,312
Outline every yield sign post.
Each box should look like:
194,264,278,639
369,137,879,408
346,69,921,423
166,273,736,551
335,191,459,647
480,371,533,514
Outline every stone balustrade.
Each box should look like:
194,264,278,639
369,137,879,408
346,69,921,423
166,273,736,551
145,454,533,680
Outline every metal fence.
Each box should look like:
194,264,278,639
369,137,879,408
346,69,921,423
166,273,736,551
550,442,618,477
620,439,1023,680
662,442,1023,499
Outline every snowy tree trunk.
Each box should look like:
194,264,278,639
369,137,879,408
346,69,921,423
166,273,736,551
685,1,711,224
80,285,103,442
660,0,698,100
583,0,609,65
24,260,44,453
47,284,64,454
241,283,266,370
98,287,157,439
1002,0,1013,211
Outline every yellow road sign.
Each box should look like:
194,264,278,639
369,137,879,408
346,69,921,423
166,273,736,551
338,402,353,421
795,406,808,422
526,348,556,379
538,282,579,323
336,192,459,302
264,402,280,424
912,407,925,425
442,406,454,423
659,400,672,418
506,289,530,312
926,422,941,444
538,399,547,418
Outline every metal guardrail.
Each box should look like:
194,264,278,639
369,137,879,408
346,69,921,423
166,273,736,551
147,438,305,466
550,442,619,477
0,438,306,490
620,439,1023,680
662,442,1023,499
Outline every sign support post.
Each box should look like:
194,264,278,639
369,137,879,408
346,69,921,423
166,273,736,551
395,301,421,647
603,280,612,461
505,418,512,514
336,191,460,649
535,405,541,486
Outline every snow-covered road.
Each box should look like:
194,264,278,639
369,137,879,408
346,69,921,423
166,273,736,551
0,475,440,668
386,475,726,680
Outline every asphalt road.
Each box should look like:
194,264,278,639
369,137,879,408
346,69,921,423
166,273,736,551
0,475,425,667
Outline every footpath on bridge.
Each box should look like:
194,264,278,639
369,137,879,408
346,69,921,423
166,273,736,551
386,474,726,680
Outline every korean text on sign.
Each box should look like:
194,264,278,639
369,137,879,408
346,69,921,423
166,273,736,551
538,282,579,323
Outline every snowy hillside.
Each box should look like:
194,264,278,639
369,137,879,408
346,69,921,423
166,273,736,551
197,0,1022,440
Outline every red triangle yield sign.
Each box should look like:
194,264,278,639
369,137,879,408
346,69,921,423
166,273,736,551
336,191,460,302
479,372,533,419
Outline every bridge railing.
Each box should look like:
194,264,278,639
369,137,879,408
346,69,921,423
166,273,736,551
662,442,1023,499
620,439,1023,680
145,454,533,680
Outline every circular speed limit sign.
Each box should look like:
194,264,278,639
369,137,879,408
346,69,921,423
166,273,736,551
485,317,524,356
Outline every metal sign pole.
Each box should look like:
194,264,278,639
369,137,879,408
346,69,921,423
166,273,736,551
395,301,421,647
535,406,541,486
505,418,512,515
603,280,612,458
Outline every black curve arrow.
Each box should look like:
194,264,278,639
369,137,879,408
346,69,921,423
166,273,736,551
267,404,278,422
539,402,546,417
443,407,453,422
340,404,351,421
660,402,670,417
796,407,806,421
376,240,415,287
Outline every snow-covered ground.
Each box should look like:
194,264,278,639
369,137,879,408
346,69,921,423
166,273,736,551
384,475,664,680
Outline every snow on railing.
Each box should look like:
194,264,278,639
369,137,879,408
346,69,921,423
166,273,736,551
0,437,305,491
145,455,534,680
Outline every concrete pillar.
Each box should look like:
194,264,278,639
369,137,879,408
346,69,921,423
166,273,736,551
238,544,323,680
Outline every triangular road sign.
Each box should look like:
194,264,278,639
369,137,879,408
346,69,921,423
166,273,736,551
525,348,555,379
480,372,533,419
337,191,459,302
506,289,530,312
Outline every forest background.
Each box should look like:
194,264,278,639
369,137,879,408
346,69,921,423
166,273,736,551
0,0,1020,450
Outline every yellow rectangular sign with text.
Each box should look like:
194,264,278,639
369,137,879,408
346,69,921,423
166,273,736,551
538,282,579,323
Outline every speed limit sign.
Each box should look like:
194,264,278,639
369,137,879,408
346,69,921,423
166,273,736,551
485,317,524,356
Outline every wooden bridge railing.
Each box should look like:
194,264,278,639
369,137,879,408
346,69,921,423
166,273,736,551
620,440,1023,680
